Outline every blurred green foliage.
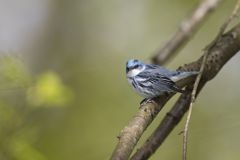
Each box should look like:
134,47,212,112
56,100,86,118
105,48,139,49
0,0,240,160
0,56,31,89
27,72,74,107
0,56,74,160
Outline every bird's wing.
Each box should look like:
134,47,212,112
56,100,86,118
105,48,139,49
137,71,184,93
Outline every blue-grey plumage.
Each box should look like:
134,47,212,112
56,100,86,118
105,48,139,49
126,59,198,98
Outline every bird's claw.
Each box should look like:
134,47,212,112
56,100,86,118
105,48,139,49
139,98,156,108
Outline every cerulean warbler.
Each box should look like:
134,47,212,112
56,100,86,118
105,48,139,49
126,59,198,99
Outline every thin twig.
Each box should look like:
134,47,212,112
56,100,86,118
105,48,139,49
111,1,223,158
218,0,240,36
182,52,207,160
182,1,240,159
152,0,223,65
111,1,239,160
110,80,196,160
205,0,240,50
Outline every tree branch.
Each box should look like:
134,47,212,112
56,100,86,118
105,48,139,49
131,23,240,160
110,1,239,159
110,91,186,160
152,0,223,65
182,2,240,159
110,60,199,160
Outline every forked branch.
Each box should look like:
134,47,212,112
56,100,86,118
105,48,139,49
131,24,240,160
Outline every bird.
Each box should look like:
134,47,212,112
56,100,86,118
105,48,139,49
126,59,198,101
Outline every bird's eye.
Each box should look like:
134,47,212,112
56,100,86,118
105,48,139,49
134,64,139,68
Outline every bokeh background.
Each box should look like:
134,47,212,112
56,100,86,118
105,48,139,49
0,0,240,159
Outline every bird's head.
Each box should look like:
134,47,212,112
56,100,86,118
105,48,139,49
126,59,145,77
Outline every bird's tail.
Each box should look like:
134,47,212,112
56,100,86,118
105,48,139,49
170,71,199,82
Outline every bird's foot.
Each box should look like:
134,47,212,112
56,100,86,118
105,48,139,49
139,98,156,108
